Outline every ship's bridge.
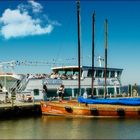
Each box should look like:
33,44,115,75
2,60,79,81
82,66,123,79
50,65,123,79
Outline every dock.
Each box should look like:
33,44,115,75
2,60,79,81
0,101,41,118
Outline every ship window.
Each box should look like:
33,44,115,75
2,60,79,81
73,71,81,75
117,71,121,78
98,88,104,95
86,88,91,94
65,71,74,79
117,87,119,94
47,89,57,97
73,70,82,76
107,71,109,77
87,70,95,77
96,70,102,78
57,70,65,75
110,71,115,78
73,88,84,96
64,88,72,97
103,70,109,78
34,89,39,96
74,88,78,96
66,71,73,75
108,88,114,95
86,88,96,95
81,88,85,96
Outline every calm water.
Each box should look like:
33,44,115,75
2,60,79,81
0,116,140,139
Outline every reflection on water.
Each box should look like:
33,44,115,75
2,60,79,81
0,116,140,139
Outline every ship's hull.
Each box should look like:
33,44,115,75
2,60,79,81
40,100,140,118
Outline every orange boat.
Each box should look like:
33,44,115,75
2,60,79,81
40,97,140,118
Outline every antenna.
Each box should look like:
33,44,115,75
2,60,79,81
97,56,104,67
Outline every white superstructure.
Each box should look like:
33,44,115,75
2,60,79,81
44,65,123,98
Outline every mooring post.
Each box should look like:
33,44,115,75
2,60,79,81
11,88,16,107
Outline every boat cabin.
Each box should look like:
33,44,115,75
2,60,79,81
45,66,123,98
50,66,123,80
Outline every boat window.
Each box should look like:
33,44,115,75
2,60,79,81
87,70,92,77
86,88,96,95
87,70,95,77
116,87,119,94
96,70,102,78
110,71,115,78
73,88,79,96
66,71,73,75
108,88,114,95
103,70,109,78
47,89,57,97
117,71,121,78
53,70,58,73
73,88,85,96
98,88,104,95
57,70,65,75
65,71,73,79
73,71,79,75
72,70,82,79
34,89,39,96
81,88,85,95
64,88,72,97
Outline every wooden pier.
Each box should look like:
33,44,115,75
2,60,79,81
0,101,41,118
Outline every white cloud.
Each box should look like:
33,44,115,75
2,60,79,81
17,3,29,13
44,15,61,26
28,0,43,13
0,1,56,39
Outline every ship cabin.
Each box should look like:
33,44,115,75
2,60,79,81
46,66,123,98
51,66,122,79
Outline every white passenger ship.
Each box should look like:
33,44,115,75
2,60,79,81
0,60,123,101
44,65,123,98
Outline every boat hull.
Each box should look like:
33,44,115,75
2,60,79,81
40,100,140,118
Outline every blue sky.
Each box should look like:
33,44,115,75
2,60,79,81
0,0,140,85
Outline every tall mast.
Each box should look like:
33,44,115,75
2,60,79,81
91,11,95,96
104,19,108,99
76,0,81,96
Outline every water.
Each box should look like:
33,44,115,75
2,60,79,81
0,116,140,139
